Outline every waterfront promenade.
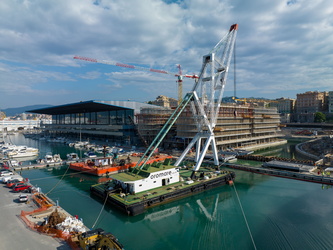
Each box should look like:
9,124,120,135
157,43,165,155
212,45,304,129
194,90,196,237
0,183,70,249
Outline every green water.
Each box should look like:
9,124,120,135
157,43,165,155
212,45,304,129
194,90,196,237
7,134,333,250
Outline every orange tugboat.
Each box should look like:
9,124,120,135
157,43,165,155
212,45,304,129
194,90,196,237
69,153,172,176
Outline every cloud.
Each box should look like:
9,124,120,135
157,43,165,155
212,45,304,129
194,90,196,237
1,0,333,107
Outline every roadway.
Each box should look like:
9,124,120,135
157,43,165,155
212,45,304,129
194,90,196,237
0,181,70,250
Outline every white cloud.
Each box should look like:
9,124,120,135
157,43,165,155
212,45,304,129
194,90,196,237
1,0,333,107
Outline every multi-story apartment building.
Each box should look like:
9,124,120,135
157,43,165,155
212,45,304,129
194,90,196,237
274,98,295,123
328,91,333,114
176,103,284,151
295,91,328,123
151,95,178,108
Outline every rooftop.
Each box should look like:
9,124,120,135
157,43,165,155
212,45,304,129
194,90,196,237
27,100,131,115
112,162,176,182
27,100,163,115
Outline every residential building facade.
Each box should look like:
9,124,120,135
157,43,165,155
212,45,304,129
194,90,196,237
295,91,328,123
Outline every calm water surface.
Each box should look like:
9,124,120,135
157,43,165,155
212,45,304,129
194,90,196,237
8,134,333,250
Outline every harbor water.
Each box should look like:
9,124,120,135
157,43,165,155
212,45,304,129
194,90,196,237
7,134,333,250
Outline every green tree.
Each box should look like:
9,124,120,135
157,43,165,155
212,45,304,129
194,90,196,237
314,112,326,123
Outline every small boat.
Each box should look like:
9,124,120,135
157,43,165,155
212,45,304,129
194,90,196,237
67,153,79,161
44,153,55,163
204,152,237,163
74,141,89,148
4,145,39,158
84,151,97,158
53,154,62,162
220,153,237,163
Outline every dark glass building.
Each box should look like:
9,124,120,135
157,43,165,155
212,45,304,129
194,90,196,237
28,100,159,146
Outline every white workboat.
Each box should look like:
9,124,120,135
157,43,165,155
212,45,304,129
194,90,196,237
4,145,39,158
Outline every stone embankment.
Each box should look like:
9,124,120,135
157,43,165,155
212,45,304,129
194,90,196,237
296,136,333,161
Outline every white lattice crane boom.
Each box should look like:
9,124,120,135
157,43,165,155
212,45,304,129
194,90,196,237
175,24,238,176
73,56,198,103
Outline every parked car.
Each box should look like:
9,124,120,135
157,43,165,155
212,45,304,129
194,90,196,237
12,182,26,189
2,175,23,184
0,171,13,177
13,184,31,193
7,179,25,188
18,194,29,202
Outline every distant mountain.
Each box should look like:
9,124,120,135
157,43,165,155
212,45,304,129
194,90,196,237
2,104,53,116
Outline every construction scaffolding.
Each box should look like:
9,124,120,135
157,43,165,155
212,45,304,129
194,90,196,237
176,103,282,150
137,107,175,149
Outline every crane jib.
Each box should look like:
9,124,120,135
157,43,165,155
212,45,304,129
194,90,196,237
115,63,135,69
149,68,168,74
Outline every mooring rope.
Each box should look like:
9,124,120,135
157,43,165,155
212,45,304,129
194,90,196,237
231,180,257,250
91,192,109,229
45,165,70,195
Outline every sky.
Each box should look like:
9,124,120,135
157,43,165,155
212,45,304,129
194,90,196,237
1,0,333,109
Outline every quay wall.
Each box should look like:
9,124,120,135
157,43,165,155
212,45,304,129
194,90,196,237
295,138,321,161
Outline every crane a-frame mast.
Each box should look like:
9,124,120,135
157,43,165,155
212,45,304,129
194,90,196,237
131,24,238,177
174,24,238,177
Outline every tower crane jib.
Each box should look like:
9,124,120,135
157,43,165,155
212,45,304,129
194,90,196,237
73,56,198,104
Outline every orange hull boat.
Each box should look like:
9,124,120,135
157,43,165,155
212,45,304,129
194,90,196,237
69,154,172,176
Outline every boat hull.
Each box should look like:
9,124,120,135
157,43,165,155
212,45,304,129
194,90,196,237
91,170,235,216
69,154,172,176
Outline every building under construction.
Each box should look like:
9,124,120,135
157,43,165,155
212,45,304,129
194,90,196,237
137,102,285,151
28,98,284,151
136,107,175,150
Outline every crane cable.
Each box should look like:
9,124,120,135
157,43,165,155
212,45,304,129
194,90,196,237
45,165,70,195
231,177,257,250
91,191,109,229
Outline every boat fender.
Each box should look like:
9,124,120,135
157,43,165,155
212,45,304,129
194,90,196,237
204,184,207,189
147,200,152,206
191,187,195,192
160,195,165,201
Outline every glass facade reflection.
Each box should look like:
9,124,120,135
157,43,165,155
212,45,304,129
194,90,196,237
52,110,134,125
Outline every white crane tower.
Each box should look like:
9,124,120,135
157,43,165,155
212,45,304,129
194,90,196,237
175,24,238,178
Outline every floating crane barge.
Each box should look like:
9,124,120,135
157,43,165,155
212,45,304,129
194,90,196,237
90,159,235,216
89,23,238,215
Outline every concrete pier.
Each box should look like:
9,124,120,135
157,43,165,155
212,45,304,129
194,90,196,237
0,180,71,249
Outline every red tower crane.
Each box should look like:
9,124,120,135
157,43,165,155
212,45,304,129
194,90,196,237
73,55,198,103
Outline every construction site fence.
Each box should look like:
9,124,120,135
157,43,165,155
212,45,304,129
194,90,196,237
20,208,80,249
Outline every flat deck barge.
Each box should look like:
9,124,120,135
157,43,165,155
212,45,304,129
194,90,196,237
225,163,333,185
91,164,235,216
